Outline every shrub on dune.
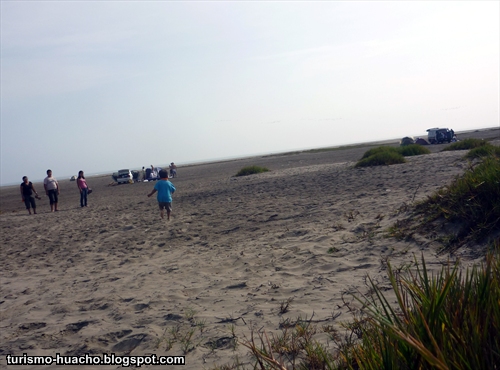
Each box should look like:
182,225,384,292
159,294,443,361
357,145,430,168
416,155,500,243
442,138,488,151
355,151,406,167
241,250,500,370
398,144,431,156
360,146,399,160
235,166,270,177
464,143,500,160
346,251,500,370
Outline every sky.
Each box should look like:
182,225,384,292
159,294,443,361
1,1,499,186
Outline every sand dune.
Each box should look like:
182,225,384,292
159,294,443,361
0,128,498,369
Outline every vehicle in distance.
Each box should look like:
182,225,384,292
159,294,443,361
426,127,455,144
115,169,133,184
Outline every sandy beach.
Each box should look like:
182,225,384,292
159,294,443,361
1,127,498,369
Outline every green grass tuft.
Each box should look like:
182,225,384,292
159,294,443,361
397,144,431,156
356,145,430,167
464,143,500,160
416,156,500,244
236,249,500,370
348,251,500,370
442,138,489,151
235,166,270,177
356,149,405,168
360,146,399,159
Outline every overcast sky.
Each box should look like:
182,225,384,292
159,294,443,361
1,1,498,186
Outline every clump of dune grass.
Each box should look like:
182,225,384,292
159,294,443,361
356,147,405,167
356,145,430,168
235,166,269,177
346,250,500,370
464,143,500,160
359,146,397,159
398,144,431,156
442,138,488,151
234,249,500,370
415,156,500,244
240,315,335,370
355,151,406,167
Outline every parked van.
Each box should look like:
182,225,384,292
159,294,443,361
426,128,454,144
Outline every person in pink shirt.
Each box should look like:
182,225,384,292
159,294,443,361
77,170,90,207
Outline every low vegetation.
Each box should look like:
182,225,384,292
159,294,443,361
345,250,500,370
398,144,431,156
441,138,488,151
360,146,398,160
213,248,500,370
355,144,430,168
464,142,500,160
364,141,500,249
355,151,406,167
235,166,270,177
415,155,500,245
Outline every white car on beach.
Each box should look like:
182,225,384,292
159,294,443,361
116,169,133,184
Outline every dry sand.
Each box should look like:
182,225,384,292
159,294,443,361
1,128,499,369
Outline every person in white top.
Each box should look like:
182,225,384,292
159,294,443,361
43,169,60,212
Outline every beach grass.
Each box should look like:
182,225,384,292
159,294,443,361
230,248,500,370
464,143,500,160
415,155,500,245
355,147,406,167
442,138,489,151
343,249,500,370
355,145,430,168
235,166,270,177
360,146,400,160
398,144,431,156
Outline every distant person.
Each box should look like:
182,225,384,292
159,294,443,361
436,131,443,144
147,169,176,220
77,170,90,207
450,129,457,142
20,176,40,215
150,165,158,179
169,162,177,178
43,169,60,212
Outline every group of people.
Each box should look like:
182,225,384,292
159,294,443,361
20,167,176,221
20,169,90,215
142,162,177,181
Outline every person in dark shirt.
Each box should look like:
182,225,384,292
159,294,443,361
20,176,40,215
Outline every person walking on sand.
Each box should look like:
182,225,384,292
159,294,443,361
77,170,90,207
44,169,60,212
20,176,40,215
147,169,176,220
169,162,177,178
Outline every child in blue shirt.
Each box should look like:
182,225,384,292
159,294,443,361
147,169,176,220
